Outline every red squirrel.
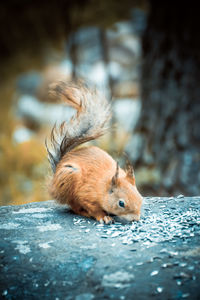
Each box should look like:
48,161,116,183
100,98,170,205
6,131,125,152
46,81,143,224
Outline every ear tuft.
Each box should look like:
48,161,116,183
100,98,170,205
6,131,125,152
126,164,135,185
111,162,119,187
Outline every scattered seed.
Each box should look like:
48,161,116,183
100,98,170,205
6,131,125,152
176,280,182,286
182,293,190,298
156,287,163,293
150,270,159,276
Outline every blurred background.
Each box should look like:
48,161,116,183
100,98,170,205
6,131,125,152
0,0,199,206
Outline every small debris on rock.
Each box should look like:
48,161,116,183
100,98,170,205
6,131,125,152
75,293,95,300
2,290,8,296
156,287,163,293
150,270,159,276
182,293,190,298
173,272,191,280
161,263,173,268
102,271,134,288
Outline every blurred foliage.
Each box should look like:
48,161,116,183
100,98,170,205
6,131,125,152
1,0,198,205
0,86,49,205
0,0,151,206
0,0,148,85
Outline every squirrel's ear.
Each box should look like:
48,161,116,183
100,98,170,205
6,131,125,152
126,164,135,185
111,162,119,187
123,152,135,185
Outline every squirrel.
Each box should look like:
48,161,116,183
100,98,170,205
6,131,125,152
45,81,143,224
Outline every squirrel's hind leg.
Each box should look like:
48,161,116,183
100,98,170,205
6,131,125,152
87,205,114,224
71,203,114,224
84,205,114,224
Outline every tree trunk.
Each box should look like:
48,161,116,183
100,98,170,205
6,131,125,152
136,1,200,196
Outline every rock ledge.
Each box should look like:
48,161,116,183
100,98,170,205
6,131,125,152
0,197,200,299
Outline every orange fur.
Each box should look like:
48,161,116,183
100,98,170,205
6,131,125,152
46,81,143,224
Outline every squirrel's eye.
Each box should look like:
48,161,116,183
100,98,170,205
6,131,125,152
118,200,125,208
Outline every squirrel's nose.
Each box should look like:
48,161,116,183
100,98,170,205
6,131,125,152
120,213,140,222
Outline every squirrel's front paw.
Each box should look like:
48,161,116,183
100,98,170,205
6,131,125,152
99,216,114,225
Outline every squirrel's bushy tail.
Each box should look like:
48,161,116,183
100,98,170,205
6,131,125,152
45,81,111,172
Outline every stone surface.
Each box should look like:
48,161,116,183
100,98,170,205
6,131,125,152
0,197,200,299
